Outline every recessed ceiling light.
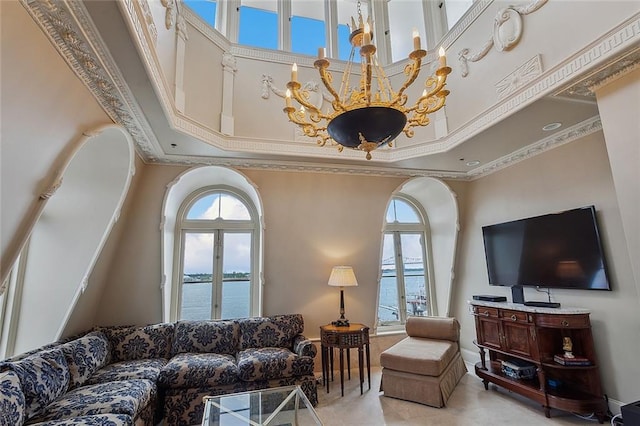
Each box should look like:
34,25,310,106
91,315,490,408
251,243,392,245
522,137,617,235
466,160,480,167
542,122,562,131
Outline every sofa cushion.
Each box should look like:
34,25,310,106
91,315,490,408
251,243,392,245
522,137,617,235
7,348,70,419
380,336,459,377
159,353,238,388
172,320,239,355
28,414,133,426
85,359,167,385
31,379,155,423
236,347,314,381
97,323,174,362
0,370,26,426
59,332,110,389
238,314,304,350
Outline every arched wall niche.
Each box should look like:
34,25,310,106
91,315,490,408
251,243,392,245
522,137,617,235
10,125,135,354
391,177,460,317
160,166,265,322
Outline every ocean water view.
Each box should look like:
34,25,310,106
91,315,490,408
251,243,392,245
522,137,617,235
181,280,250,320
181,271,429,323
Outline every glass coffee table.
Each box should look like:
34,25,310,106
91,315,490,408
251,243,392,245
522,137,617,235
202,385,323,426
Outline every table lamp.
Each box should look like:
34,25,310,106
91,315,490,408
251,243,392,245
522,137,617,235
328,266,358,326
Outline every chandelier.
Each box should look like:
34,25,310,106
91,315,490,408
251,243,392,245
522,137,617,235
283,2,451,160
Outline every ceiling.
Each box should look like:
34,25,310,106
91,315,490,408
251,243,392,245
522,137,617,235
25,1,639,180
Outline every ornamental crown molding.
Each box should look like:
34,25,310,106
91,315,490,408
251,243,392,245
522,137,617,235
21,0,163,161
20,0,640,179
468,116,602,180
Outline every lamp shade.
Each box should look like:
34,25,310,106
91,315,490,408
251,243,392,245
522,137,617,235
328,266,358,287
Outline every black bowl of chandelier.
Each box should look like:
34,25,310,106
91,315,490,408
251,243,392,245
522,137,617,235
501,359,537,380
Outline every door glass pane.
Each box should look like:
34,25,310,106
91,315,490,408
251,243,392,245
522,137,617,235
378,233,399,326
291,1,325,56
181,233,214,320
184,0,217,28
388,0,426,62
221,233,252,319
239,1,278,50
400,233,428,317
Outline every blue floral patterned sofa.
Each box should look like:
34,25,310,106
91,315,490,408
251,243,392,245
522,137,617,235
0,314,317,426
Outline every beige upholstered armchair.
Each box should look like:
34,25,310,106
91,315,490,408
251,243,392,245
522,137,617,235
380,316,467,407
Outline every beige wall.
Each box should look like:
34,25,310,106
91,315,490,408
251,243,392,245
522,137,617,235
94,165,407,336
452,132,639,405
595,68,640,304
91,129,639,405
94,164,187,326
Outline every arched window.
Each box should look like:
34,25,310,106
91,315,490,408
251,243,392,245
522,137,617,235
176,187,259,320
377,196,434,330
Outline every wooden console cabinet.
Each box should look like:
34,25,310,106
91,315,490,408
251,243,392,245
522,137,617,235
471,301,606,422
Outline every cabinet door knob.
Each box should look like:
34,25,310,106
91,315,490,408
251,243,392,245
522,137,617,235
561,320,569,327
510,314,517,321
482,311,490,317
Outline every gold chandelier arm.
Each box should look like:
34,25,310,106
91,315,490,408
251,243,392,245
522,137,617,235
409,89,448,116
284,106,327,137
390,50,426,106
286,82,330,120
315,59,346,112
403,91,447,135
409,66,451,111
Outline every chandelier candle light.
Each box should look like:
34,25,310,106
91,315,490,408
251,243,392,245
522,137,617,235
283,2,452,160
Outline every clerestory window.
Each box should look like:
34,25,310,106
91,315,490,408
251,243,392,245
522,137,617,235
177,188,258,320
239,0,278,50
377,196,433,330
183,0,473,64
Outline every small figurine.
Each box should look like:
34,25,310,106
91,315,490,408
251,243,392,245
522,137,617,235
563,336,575,358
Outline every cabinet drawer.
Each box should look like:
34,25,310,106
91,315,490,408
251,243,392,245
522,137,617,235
474,306,499,318
535,314,590,328
501,309,531,323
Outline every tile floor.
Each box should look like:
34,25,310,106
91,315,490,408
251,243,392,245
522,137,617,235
314,366,606,425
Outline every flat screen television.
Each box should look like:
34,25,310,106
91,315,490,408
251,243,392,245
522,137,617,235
482,206,611,290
